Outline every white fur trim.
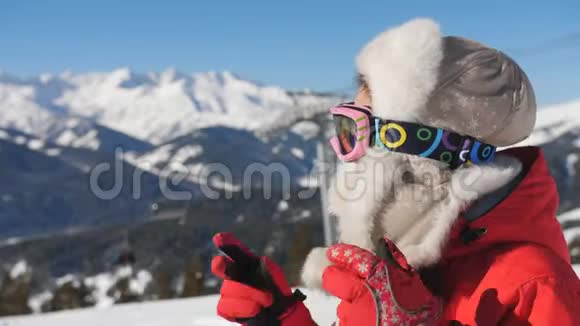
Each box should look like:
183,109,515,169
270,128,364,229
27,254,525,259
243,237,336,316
301,247,331,289
356,18,443,121
301,153,522,290
396,155,522,267
327,154,398,252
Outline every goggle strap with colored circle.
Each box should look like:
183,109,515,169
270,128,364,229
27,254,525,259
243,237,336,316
370,118,496,169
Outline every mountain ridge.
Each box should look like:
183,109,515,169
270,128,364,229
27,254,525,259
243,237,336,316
0,69,340,146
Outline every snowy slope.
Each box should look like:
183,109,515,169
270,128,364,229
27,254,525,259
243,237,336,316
0,69,339,145
518,99,580,146
0,289,339,326
0,123,152,154
0,69,338,236
0,135,165,238
128,125,320,190
511,99,580,212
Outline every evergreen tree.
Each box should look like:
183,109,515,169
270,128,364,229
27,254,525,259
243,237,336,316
285,223,314,286
181,254,205,297
151,270,174,300
50,279,93,311
0,264,32,316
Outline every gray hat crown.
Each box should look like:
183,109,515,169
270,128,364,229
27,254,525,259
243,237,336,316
425,36,537,146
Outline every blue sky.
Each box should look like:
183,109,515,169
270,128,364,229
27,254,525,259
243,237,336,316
0,0,579,106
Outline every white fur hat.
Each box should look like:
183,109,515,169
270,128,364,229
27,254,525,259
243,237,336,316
356,18,536,147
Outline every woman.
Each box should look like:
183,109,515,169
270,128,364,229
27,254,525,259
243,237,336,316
211,18,580,325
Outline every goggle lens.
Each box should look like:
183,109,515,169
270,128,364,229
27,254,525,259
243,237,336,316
333,115,357,155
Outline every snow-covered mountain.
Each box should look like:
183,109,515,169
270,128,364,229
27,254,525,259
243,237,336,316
129,122,322,192
517,100,580,213
0,131,164,238
519,99,580,147
0,69,339,146
0,69,340,238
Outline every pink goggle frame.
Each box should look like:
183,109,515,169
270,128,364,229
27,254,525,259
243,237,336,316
329,103,372,162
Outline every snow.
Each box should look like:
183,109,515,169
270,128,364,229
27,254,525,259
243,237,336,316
289,210,314,223
517,99,580,146
558,207,580,224
0,129,9,139
561,207,580,244
0,83,56,137
172,145,204,164
65,118,80,128
81,267,152,309
70,129,100,150
45,148,61,156
14,136,26,145
291,147,305,159
56,274,80,287
277,200,289,212
82,273,115,309
234,214,245,223
27,139,44,151
134,144,175,169
564,227,580,244
55,130,77,146
567,154,579,177
128,271,153,296
290,121,320,140
0,289,338,326
207,177,242,192
0,69,338,146
28,291,53,314
297,174,320,188
9,260,29,279
272,144,282,154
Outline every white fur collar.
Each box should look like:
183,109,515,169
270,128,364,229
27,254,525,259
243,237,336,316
302,152,522,289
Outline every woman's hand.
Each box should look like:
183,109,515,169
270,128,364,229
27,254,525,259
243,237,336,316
211,232,316,326
322,237,442,326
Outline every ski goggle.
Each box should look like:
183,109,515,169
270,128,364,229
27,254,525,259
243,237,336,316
329,103,497,168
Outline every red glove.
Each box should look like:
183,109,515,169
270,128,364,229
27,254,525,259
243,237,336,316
211,232,316,326
322,237,442,326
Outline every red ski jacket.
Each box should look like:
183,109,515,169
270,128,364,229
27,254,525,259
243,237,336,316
429,147,580,325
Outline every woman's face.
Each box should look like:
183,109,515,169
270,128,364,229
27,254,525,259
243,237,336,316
354,83,372,108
